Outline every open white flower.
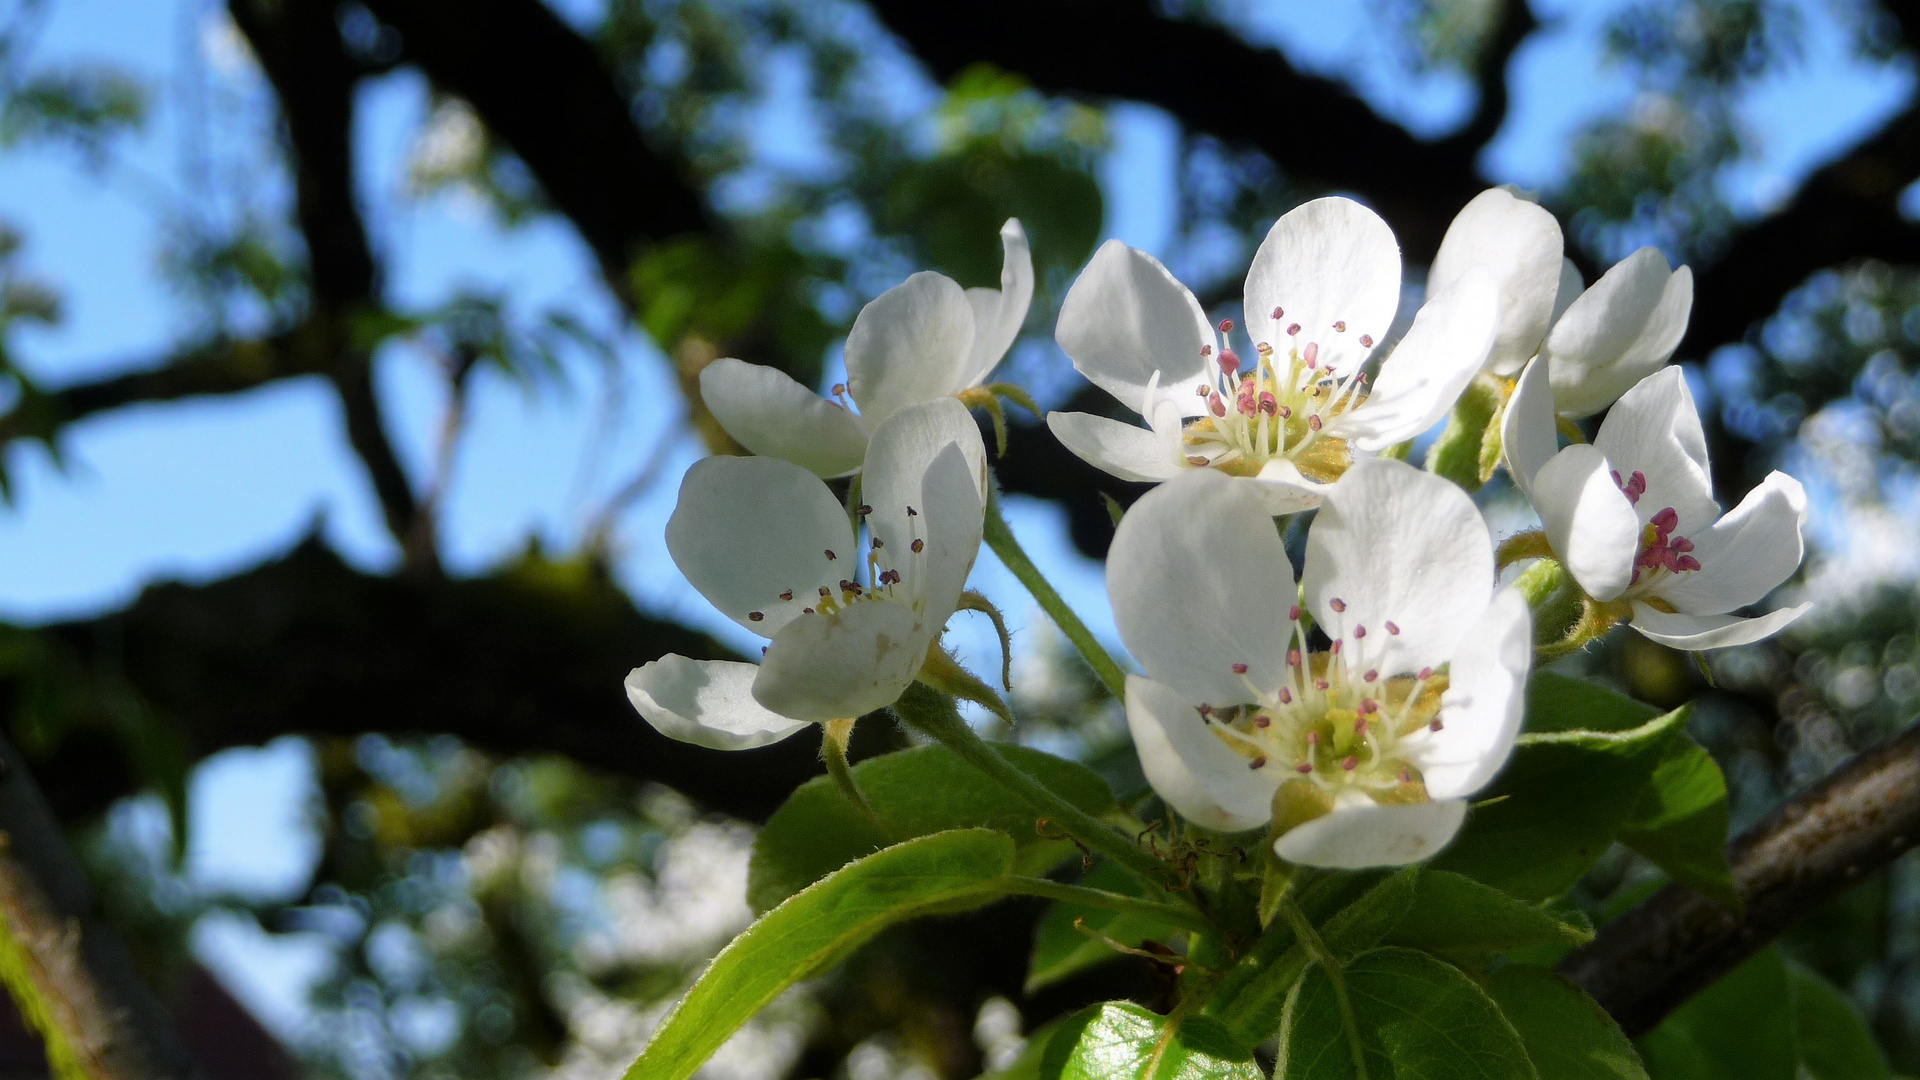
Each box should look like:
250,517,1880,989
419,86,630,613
1503,359,1810,650
1108,458,1531,869
1048,197,1500,513
1540,247,1693,418
698,220,1032,478
1428,187,1571,377
625,399,987,748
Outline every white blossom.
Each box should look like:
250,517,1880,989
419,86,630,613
1539,248,1693,418
699,220,1032,478
1503,359,1810,650
625,399,986,746
1428,187,1570,377
1048,197,1500,513
1107,459,1530,869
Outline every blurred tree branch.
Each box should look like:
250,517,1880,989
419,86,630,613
0,731,201,1079
1560,719,1920,1036
14,536,841,826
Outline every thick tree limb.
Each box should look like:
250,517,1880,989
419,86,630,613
1559,720,1920,1037
0,732,202,1079
22,537,840,825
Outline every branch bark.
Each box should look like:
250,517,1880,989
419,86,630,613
21,537,845,825
1559,720,1920,1037
0,732,201,1079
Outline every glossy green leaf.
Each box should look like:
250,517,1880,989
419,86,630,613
1618,733,1739,910
1638,947,1795,1080
1434,685,1691,901
1317,868,1420,960
1279,947,1536,1079
1043,1002,1262,1080
624,829,1015,1080
748,743,1115,911
1205,871,1390,1047
1027,861,1180,993
1481,965,1647,1080
1384,871,1593,954
1789,959,1891,1080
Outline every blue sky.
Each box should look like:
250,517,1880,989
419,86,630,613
0,0,1911,1046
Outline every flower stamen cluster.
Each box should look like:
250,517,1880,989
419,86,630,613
1178,318,1370,482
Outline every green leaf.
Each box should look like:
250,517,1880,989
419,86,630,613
1427,377,1504,492
624,829,1015,1080
1384,871,1593,954
1317,868,1420,960
1043,1002,1262,1080
1026,861,1179,994
1434,686,1691,901
1618,734,1739,910
1788,959,1891,1080
1279,948,1536,1079
1480,965,1648,1080
1204,871,1390,1047
748,743,1115,911
1638,947,1796,1080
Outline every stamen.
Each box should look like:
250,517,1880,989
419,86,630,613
1218,318,1235,333
1353,625,1367,639
911,539,925,553
1429,718,1444,732
1333,320,1346,332
1278,687,1292,704
1186,455,1209,466
1302,342,1319,367
1359,334,1374,347
1271,306,1284,319
825,549,837,561
1287,323,1301,336
1231,662,1249,674
1341,756,1358,772
1363,669,1378,682
1249,756,1267,770
1308,414,1323,431
856,504,872,516
1385,621,1399,635
1294,762,1313,774
1329,598,1347,613
748,611,764,622
780,590,794,601
1219,349,1242,377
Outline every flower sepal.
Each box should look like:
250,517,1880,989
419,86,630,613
915,644,1013,726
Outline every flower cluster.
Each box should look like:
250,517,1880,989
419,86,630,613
624,190,1809,871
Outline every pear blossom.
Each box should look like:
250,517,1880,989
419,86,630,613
1539,247,1693,418
698,220,1032,478
1108,458,1531,869
1048,197,1500,513
1428,187,1571,377
624,399,987,748
1503,359,1810,650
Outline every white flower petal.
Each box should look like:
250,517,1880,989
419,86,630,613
959,218,1035,388
1531,443,1642,602
1108,470,1294,705
1546,249,1692,418
1057,240,1214,408
1593,366,1718,534
666,456,855,635
700,358,869,478
1653,470,1807,615
1304,458,1494,675
1046,410,1184,482
1244,197,1401,378
845,271,976,428
862,399,987,628
1502,355,1558,493
1331,265,1499,451
1126,675,1277,832
754,600,932,722
1628,602,1812,651
1549,258,1584,326
1411,588,1531,799
625,657,811,750
1248,459,1330,514
1429,188,1565,376
1275,798,1469,869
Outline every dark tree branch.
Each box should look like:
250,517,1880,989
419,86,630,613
22,537,849,825
361,0,713,290
1559,720,1920,1037
227,0,432,571
0,732,202,1079
1452,0,1538,154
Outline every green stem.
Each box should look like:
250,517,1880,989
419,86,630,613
822,718,882,826
981,485,1128,700
997,877,1213,934
1280,898,1369,1080
894,684,1176,894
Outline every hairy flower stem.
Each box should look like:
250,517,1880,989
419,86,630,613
821,718,880,825
893,684,1179,895
980,484,1128,700
1280,898,1370,1080
995,877,1213,934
